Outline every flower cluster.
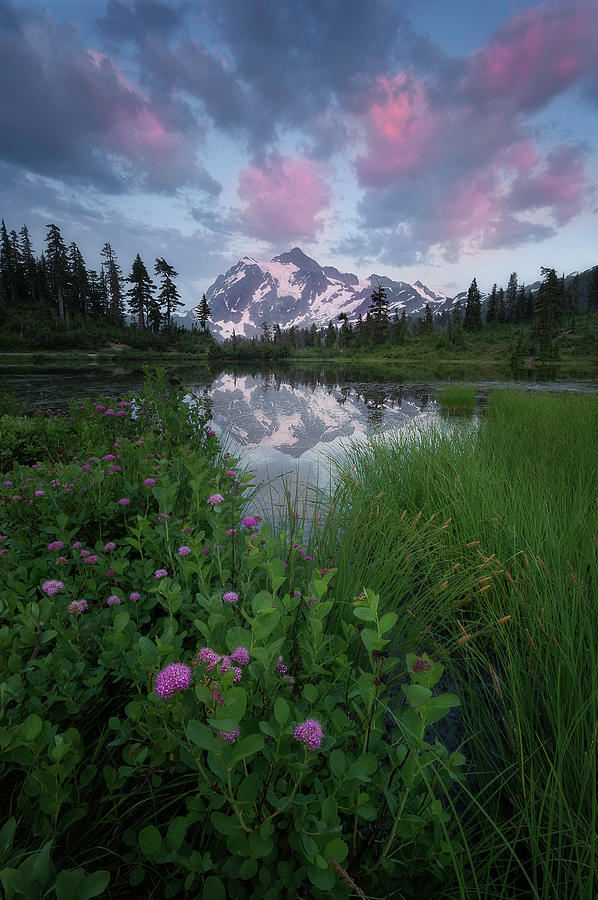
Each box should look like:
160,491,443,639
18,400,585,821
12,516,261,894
206,493,225,505
107,594,121,606
220,728,240,744
222,590,238,603
197,646,248,683
294,718,323,750
154,662,192,699
42,579,64,595
67,599,88,614
413,658,432,672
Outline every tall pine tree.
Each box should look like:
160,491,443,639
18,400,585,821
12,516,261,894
45,224,70,323
127,254,154,331
463,278,482,331
155,257,183,332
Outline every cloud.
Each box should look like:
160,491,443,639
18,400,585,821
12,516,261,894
0,0,218,194
461,0,598,112
349,3,597,261
237,155,331,241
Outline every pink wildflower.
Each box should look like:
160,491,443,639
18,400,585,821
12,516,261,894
42,580,64,595
154,663,192,699
34,490,44,497
72,541,82,549
107,594,121,606
294,718,323,750
48,540,63,551
230,647,249,666
105,568,117,577
104,542,116,551
413,658,432,673
197,647,219,668
241,516,259,528
143,478,156,486
206,493,225,505
129,591,141,601
68,599,88,615
56,556,68,565
220,728,240,744
222,590,238,603
118,498,130,506
104,454,117,461
0,535,7,542
225,470,236,477
178,546,191,556
154,569,168,579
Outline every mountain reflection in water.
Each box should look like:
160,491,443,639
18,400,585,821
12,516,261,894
186,368,438,517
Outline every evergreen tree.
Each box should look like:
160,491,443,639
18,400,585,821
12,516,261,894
514,284,527,322
154,257,183,332
101,243,126,326
337,312,350,349
505,272,518,323
260,321,271,343
308,322,319,348
68,243,89,316
1,219,18,308
463,278,482,331
588,266,598,313
19,225,38,303
496,287,506,323
273,323,283,345
485,283,497,325
325,320,336,349
423,303,434,334
195,293,212,331
45,224,70,323
368,283,390,342
534,267,563,359
126,253,154,331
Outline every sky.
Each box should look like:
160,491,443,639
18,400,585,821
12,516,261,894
1,0,597,309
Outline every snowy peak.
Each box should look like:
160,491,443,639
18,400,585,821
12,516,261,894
200,248,457,339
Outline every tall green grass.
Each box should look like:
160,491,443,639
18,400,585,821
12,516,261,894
302,390,598,898
439,384,476,412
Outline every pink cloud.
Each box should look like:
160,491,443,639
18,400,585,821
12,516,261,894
237,155,331,240
355,75,442,186
463,1,598,111
507,145,589,224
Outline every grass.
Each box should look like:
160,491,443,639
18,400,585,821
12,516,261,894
296,389,598,898
439,385,476,412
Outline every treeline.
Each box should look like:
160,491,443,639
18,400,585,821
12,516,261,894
0,218,212,350
217,268,598,361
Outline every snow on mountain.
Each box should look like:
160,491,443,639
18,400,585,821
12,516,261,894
185,247,460,338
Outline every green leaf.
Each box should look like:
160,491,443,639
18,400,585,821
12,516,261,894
78,871,111,900
230,734,264,765
138,825,161,857
274,697,289,726
113,610,129,633
347,754,378,781
324,838,348,863
379,612,398,634
210,811,241,836
303,684,318,703
218,686,246,724
202,876,225,900
22,714,43,742
329,748,346,779
186,719,217,751
56,869,85,900
166,817,188,852
401,683,432,708
353,607,377,622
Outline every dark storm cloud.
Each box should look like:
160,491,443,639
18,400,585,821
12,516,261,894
96,0,189,45
0,0,219,195
95,0,448,153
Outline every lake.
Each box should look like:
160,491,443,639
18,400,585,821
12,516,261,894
4,362,597,519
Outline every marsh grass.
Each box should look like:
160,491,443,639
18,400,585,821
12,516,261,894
294,389,598,898
439,385,477,413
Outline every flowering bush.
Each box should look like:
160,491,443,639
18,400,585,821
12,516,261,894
0,370,464,899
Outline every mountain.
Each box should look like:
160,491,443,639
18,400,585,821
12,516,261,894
186,247,459,339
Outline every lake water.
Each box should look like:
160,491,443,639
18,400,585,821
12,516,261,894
4,363,597,519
